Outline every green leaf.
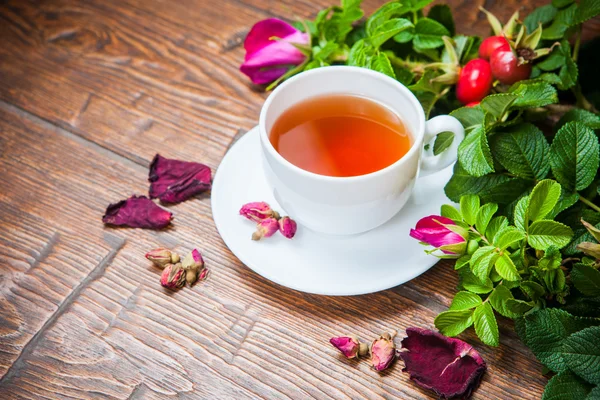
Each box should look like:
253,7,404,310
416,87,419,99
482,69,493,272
486,216,509,243
542,3,578,39
505,298,534,315
491,124,551,181
562,326,600,384
524,4,558,32
557,108,600,132
528,220,574,250
550,122,600,192
393,28,414,43
450,106,484,133
472,250,499,282
539,246,562,270
434,309,474,336
458,126,494,177
528,180,562,222
542,370,595,400
449,291,482,311
441,204,462,221
369,52,395,78
489,285,521,318
495,227,526,249
571,0,600,26
476,203,498,234
460,194,480,225
348,39,369,67
537,49,565,71
480,94,517,119
369,18,413,48
558,41,578,90
514,196,529,231
455,254,471,270
473,303,499,346
433,131,454,156
413,18,450,50
409,69,443,94
459,269,494,294
521,281,547,301
469,245,495,268
445,164,532,204
366,2,410,35
524,308,600,372
553,0,574,7
572,264,600,296
495,253,522,281
510,82,558,109
413,90,437,119
427,4,455,36
548,192,580,219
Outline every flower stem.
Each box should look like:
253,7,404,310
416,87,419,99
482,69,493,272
469,226,491,246
573,25,582,63
580,196,600,213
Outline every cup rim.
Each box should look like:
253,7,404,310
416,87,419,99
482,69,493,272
259,65,426,182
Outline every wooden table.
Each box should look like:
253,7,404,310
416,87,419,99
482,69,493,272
1,1,594,398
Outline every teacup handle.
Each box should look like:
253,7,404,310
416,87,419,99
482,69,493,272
419,115,465,177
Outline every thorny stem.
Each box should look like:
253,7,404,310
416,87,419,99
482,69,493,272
579,196,600,213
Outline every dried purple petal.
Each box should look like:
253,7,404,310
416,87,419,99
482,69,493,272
371,332,397,371
149,154,211,204
252,217,279,241
278,216,297,239
240,202,280,222
399,328,486,399
103,195,172,229
330,336,360,359
145,248,180,268
160,263,186,290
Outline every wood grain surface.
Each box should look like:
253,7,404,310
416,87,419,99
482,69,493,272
0,0,596,398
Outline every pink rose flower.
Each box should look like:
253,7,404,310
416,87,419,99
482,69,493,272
278,216,297,239
330,336,360,359
240,18,309,85
410,215,468,256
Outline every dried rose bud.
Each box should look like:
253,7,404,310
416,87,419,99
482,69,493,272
278,216,297,239
240,202,280,222
185,268,199,286
145,248,179,268
198,268,210,281
330,335,368,359
160,263,186,290
370,332,397,371
182,249,204,270
252,217,279,241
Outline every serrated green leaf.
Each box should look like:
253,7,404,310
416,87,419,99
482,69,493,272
369,18,413,48
524,4,559,32
458,126,494,177
366,2,410,36
557,108,600,131
528,220,574,250
550,122,600,192
510,82,558,109
450,106,484,133
434,309,474,336
486,216,509,243
505,298,534,314
453,35,480,63
495,227,526,249
427,4,454,36
480,94,517,119
570,0,600,26
441,204,462,221
557,41,578,90
413,90,437,119
521,281,546,301
495,253,522,281
514,196,530,231
433,131,454,156
455,254,471,270
413,18,450,50
445,163,532,204
470,245,495,267
537,48,565,71
476,203,498,234
539,246,562,270
489,284,521,318
449,291,482,311
393,28,414,43
548,192,580,219
553,0,574,7
473,303,499,346
348,39,369,66
542,370,595,400
528,180,562,222
369,52,395,78
562,326,600,384
460,194,480,225
460,269,494,294
409,68,444,94
491,124,551,181
572,263,600,296
473,250,499,282
542,3,578,39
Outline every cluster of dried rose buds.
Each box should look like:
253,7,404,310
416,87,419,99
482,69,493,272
330,331,397,371
145,248,209,290
239,202,297,241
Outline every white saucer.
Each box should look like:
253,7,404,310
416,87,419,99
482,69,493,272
211,126,453,296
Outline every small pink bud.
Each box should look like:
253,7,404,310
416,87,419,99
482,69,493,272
240,202,280,222
252,217,279,241
145,248,180,268
182,249,204,270
198,268,210,281
160,263,186,290
330,336,361,359
370,332,397,371
278,216,297,239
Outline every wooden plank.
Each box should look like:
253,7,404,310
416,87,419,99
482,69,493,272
0,102,546,398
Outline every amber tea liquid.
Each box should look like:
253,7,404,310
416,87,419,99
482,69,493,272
269,94,411,177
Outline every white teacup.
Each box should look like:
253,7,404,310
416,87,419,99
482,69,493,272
259,66,465,235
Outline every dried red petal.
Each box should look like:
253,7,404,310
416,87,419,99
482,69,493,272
371,333,397,371
330,336,360,358
149,154,212,204
399,328,486,399
103,196,172,229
